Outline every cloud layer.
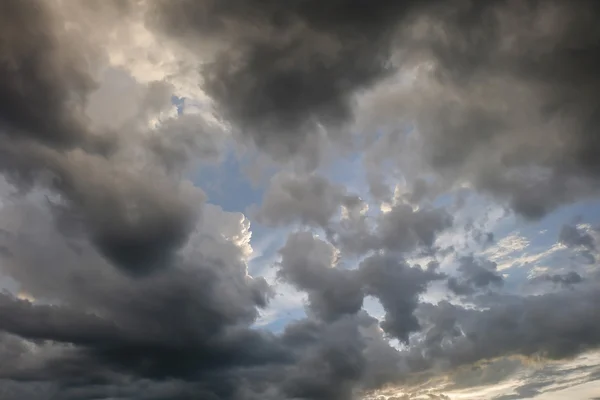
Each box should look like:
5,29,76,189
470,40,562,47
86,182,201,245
0,0,599,399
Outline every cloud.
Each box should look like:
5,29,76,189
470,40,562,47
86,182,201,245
413,287,600,371
1,1,600,399
278,232,363,321
359,254,444,342
530,271,584,287
146,0,436,161
559,224,596,251
0,0,111,152
359,0,600,219
257,173,361,229
0,198,286,397
558,223,598,264
447,255,504,296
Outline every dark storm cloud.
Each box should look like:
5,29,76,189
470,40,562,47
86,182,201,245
145,0,435,160
278,311,406,400
0,201,411,400
359,254,444,342
447,256,503,296
278,232,363,321
0,143,202,275
0,0,112,152
3,0,600,398
412,287,600,370
0,0,199,275
145,0,600,221
0,1,426,398
279,316,367,400
0,202,291,399
354,0,600,219
277,231,446,335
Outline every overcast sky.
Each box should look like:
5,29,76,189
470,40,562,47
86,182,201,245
0,1,600,399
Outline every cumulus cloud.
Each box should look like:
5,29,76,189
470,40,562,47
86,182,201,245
0,0,109,151
359,254,444,342
413,287,600,371
146,0,434,161
320,2,600,218
1,0,600,399
447,255,504,296
258,173,361,229
278,232,363,321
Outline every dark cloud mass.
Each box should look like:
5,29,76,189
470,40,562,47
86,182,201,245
1,0,600,399
447,256,503,296
146,0,600,221
278,232,363,321
359,254,444,342
0,0,110,151
367,0,600,218
413,287,600,370
147,0,429,159
0,0,200,275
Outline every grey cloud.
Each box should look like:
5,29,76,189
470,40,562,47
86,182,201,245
0,1,426,398
530,271,584,287
0,197,409,400
375,204,452,255
0,0,112,153
559,224,596,250
279,316,367,400
359,254,444,342
146,0,435,161
3,0,600,398
446,357,524,391
413,287,600,371
277,231,446,338
493,381,545,400
0,0,204,277
148,113,227,173
0,0,240,280
447,255,503,296
333,202,452,257
258,173,361,229
279,312,404,400
0,200,290,398
559,224,597,265
278,232,363,321
360,0,600,219
49,152,201,275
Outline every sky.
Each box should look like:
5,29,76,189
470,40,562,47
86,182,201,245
0,0,600,399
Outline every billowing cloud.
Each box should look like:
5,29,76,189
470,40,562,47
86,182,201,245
1,0,600,399
359,254,444,342
360,0,600,219
413,287,600,370
146,0,434,161
258,173,361,229
447,255,504,296
278,232,363,321
0,0,110,152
